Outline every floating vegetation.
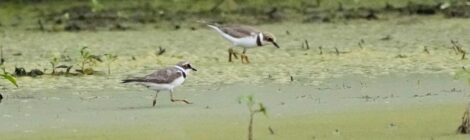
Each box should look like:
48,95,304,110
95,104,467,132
239,95,268,140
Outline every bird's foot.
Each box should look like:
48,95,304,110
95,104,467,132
152,100,157,107
241,54,250,64
171,99,192,104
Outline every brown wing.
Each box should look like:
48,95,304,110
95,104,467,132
140,67,183,84
219,25,260,38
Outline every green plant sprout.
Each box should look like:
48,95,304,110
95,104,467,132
0,46,18,87
238,95,267,140
50,56,59,75
78,46,102,75
104,53,118,75
0,68,18,88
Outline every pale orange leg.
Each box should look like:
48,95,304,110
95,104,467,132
241,48,250,64
170,90,192,104
228,48,239,62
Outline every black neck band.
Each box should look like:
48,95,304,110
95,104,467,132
256,34,262,46
181,71,186,78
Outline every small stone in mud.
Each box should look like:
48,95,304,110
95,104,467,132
389,123,396,128
334,129,340,134
12,52,22,56
380,35,392,41
15,67,27,76
174,25,181,30
29,69,44,77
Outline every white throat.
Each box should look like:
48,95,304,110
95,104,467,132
258,32,265,45
174,66,187,75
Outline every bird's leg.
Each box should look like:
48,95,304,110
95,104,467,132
228,48,233,62
228,48,239,62
232,48,239,59
241,48,250,64
152,90,159,107
169,89,192,104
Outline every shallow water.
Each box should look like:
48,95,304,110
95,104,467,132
1,74,470,140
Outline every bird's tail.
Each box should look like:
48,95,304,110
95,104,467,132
196,20,220,30
207,24,219,30
121,79,142,83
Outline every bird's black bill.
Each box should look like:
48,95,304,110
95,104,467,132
272,42,280,48
191,68,198,71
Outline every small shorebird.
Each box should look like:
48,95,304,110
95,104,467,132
207,24,280,63
122,61,197,107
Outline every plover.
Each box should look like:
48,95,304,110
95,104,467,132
207,24,280,63
122,61,197,107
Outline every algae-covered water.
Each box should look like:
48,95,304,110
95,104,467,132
1,16,470,139
1,17,469,89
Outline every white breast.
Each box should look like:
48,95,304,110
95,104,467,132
170,76,185,87
234,37,259,48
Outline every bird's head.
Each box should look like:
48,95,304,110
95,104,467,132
260,32,279,48
176,61,197,72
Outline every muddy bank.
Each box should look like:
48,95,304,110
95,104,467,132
1,1,470,31
40,2,470,31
